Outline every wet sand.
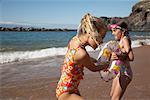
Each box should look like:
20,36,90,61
0,46,150,100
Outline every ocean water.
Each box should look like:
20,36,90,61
0,31,150,64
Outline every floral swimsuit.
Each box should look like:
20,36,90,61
56,36,84,98
117,36,133,79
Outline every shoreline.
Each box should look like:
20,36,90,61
1,30,150,32
0,46,150,100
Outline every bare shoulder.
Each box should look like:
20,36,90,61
74,48,89,64
122,36,129,42
74,48,87,60
122,36,130,46
122,36,133,53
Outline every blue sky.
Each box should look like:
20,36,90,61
1,0,139,28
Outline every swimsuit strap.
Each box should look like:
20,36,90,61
66,36,84,63
68,36,85,49
74,36,85,49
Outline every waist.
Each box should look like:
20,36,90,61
117,60,130,67
62,64,84,78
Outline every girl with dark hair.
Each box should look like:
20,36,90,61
110,21,134,100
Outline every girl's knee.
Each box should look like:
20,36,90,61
111,95,120,100
110,89,114,97
71,94,84,100
58,93,70,100
111,89,121,100
110,92,112,97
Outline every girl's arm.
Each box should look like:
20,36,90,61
122,37,134,61
111,38,134,61
90,57,97,63
74,48,106,72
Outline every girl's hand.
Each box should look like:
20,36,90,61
91,57,97,63
100,66,108,71
111,52,118,60
96,63,108,70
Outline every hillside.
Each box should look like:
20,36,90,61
127,0,150,31
100,0,150,31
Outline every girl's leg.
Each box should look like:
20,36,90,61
58,93,84,100
110,77,118,97
111,75,131,100
69,94,84,100
119,75,131,98
111,77,122,100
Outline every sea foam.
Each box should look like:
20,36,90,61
0,39,150,64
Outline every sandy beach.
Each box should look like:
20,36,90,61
0,46,150,100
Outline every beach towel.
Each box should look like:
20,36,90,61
97,40,124,82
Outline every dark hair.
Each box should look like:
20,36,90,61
117,21,128,30
117,21,131,45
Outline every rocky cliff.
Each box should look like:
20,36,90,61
127,0,150,31
101,0,150,31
